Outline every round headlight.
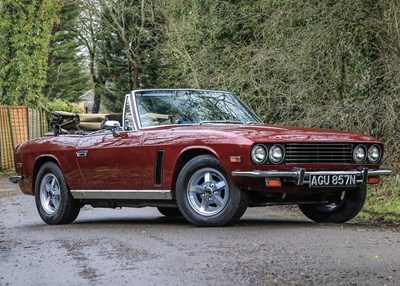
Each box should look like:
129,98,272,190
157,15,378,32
251,144,267,164
368,145,381,163
269,144,285,164
353,145,367,163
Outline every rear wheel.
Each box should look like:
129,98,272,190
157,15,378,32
175,155,248,227
157,207,182,217
298,186,367,223
35,162,80,224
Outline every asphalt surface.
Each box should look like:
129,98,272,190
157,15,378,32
1,175,399,286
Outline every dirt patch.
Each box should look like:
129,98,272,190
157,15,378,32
0,175,20,198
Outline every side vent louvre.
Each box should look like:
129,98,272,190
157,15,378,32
155,150,165,186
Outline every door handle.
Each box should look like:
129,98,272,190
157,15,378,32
76,150,88,157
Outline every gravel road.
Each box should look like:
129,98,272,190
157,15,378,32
1,175,399,286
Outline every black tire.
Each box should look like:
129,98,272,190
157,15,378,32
298,186,367,223
34,162,80,225
157,207,182,217
175,155,248,227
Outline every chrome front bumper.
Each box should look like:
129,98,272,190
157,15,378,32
231,168,392,186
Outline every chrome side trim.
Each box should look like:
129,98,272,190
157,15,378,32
231,168,392,186
367,169,393,176
70,189,172,200
9,176,22,183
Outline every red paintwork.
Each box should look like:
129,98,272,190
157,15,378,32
14,122,383,196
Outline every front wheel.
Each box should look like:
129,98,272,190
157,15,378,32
298,186,367,223
35,162,81,224
175,155,248,227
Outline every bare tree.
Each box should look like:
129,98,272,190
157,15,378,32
77,0,104,113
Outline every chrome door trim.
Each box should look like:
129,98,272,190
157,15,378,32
70,189,172,200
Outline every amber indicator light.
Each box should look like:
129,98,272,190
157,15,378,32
230,156,242,163
368,177,380,184
266,179,281,187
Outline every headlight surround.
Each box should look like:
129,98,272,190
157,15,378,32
367,144,381,163
251,144,267,164
269,144,285,164
353,144,367,163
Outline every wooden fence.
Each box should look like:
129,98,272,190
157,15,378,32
0,106,48,170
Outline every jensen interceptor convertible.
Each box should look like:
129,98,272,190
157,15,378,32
10,89,391,226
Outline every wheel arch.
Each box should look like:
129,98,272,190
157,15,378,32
171,147,218,196
32,155,63,195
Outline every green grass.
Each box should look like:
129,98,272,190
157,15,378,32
0,169,16,176
360,176,400,224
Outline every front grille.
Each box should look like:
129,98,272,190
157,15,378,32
285,143,353,164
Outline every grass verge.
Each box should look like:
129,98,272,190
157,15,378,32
359,175,400,224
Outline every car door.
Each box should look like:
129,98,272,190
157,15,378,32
74,94,143,191
75,130,143,190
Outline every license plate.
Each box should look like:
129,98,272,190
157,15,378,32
309,174,357,187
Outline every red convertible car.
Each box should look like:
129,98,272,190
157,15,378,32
10,89,391,226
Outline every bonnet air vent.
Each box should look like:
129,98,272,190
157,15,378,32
155,150,165,185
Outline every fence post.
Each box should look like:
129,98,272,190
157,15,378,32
7,106,16,151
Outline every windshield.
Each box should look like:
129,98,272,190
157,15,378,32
134,90,261,127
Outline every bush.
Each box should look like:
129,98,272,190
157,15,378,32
45,98,83,114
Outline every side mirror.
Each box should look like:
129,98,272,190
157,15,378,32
104,120,121,137
104,120,121,130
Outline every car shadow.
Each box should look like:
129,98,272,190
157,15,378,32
67,215,375,230
21,210,373,230
67,216,337,229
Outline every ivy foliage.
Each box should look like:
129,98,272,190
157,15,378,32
0,0,61,106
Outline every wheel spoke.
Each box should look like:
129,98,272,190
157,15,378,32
50,177,56,190
211,194,224,207
45,195,51,208
53,186,60,196
45,182,51,193
204,172,211,183
51,196,59,209
191,185,205,194
215,181,226,190
200,196,209,211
